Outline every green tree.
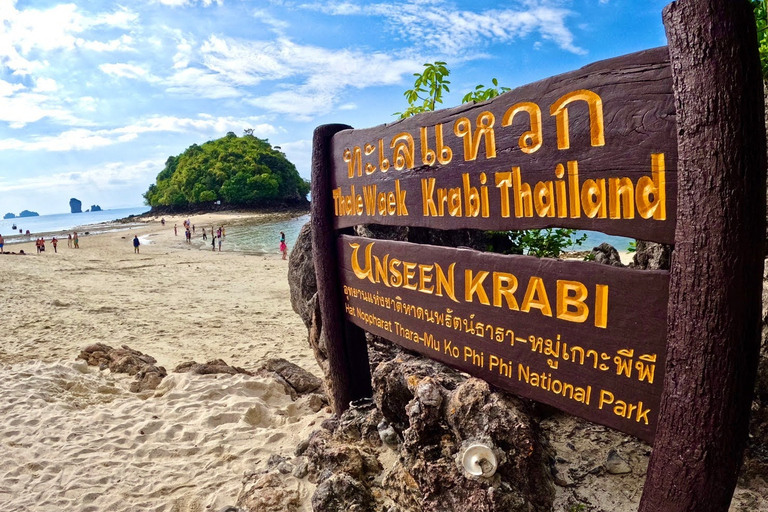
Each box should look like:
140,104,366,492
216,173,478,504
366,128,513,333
461,78,510,103
752,0,768,79
143,133,307,207
395,61,451,119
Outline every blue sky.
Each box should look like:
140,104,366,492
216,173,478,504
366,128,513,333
0,0,670,215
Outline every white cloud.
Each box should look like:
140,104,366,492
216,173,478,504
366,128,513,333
0,116,280,152
163,67,243,98
0,159,164,193
253,9,290,32
298,0,585,55
100,63,153,80
0,90,83,128
33,77,58,92
198,36,420,116
155,0,223,6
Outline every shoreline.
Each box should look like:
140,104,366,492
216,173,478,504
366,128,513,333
0,208,309,250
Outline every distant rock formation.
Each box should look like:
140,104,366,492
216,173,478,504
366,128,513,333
3,212,14,219
18,210,39,217
90,204,102,212
70,198,82,213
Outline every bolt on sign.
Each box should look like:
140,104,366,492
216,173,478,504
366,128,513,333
314,46,677,443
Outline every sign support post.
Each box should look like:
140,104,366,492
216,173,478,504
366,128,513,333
311,124,373,415
639,1,766,510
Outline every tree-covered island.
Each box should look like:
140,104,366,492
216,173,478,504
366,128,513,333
143,131,309,210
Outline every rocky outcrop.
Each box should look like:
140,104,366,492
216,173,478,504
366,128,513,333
90,205,102,212
18,210,39,217
592,242,623,267
70,198,82,213
284,221,768,511
631,240,671,270
239,354,554,512
78,343,167,392
3,212,15,219
257,358,323,395
173,359,252,376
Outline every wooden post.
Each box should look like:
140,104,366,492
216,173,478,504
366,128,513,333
639,1,766,511
311,124,373,415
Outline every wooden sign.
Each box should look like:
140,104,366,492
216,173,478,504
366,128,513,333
338,235,668,442
312,4,766,508
330,47,678,244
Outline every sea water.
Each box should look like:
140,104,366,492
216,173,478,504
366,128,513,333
219,214,310,255
221,220,633,256
0,207,150,243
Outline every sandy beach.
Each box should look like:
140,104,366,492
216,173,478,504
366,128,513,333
0,213,327,511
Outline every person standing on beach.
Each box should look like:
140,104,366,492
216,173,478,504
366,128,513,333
73,232,79,248
280,232,287,260
202,228,207,241
133,235,140,254
174,224,178,236
67,233,72,248
218,231,222,252
51,237,58,253
211,236,216,251
0,233,4,253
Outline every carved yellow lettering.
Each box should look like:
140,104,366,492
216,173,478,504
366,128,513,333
435,263,458,302
580,178,607,218
496,171,513,218
465,270,490,305
402,261,418,290
493,272,519,310
594,284,608,328
350,242,374,282
418,264,434,294
521,277,552,317
389,258,403,287
556,280,588,323
534,181,555,218
373,254,389,287
636,153,666,220
608,177,635,219
550,89,605,150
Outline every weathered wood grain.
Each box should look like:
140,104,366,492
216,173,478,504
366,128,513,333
330,47,677,244
639,1,767,510
311,124,372,415
338,235,669,442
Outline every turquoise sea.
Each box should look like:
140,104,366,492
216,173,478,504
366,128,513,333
220,220,633,255
0,207,150,243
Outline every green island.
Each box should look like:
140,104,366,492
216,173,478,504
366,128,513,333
143,131,309,211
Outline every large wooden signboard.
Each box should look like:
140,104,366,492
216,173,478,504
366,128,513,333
311,2,766,509
338,235,668,442
330,47,677,244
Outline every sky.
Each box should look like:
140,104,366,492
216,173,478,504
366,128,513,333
0,0,671,215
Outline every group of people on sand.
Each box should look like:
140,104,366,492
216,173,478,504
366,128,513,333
163,218,289,257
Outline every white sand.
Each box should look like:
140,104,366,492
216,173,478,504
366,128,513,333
0,213,327,511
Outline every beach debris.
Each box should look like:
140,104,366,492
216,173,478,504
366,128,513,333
173,358,252,376
605,449,632,475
